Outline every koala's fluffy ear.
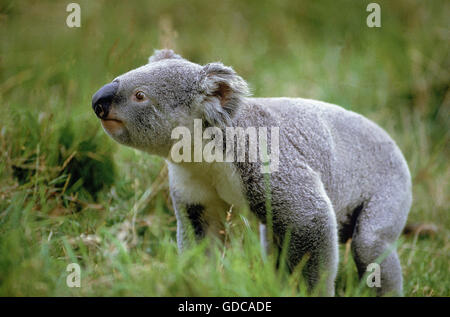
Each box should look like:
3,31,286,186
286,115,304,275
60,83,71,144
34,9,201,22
148,49,183,63
200,63,250,126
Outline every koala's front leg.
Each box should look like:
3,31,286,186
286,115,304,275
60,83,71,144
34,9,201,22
271,176,339,296
171,194,230,252
168,162,230,252
276,200,338,296
171,195,206,252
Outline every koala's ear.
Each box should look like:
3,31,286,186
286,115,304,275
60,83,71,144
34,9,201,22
148,49,183,63
200,63,249,125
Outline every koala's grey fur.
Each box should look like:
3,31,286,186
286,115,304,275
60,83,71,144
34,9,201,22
94,49,412,296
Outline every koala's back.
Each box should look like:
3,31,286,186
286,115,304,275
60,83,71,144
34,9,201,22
236,97,411,221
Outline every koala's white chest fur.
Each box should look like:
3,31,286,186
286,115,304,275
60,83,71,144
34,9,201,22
213,163,248,209
167,161,248,211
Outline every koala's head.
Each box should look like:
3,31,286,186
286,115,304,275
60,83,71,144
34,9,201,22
91,49,249,156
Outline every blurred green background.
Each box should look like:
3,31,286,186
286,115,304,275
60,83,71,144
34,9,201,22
0,0,448,296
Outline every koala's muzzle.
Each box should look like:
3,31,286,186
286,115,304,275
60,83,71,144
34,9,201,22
92,81,119,119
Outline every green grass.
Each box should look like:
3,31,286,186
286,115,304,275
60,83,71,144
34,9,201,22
0,0,448,296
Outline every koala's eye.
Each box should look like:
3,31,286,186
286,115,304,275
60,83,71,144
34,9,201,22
135,91,146,101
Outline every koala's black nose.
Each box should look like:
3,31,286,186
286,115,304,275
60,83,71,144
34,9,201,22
92,81,119,119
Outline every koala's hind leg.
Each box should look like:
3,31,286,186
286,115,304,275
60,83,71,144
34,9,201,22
351,183,411,296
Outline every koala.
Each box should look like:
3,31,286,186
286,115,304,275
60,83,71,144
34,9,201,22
92,49,412,296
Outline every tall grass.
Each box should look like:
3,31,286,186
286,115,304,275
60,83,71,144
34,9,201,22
0,0,448,296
